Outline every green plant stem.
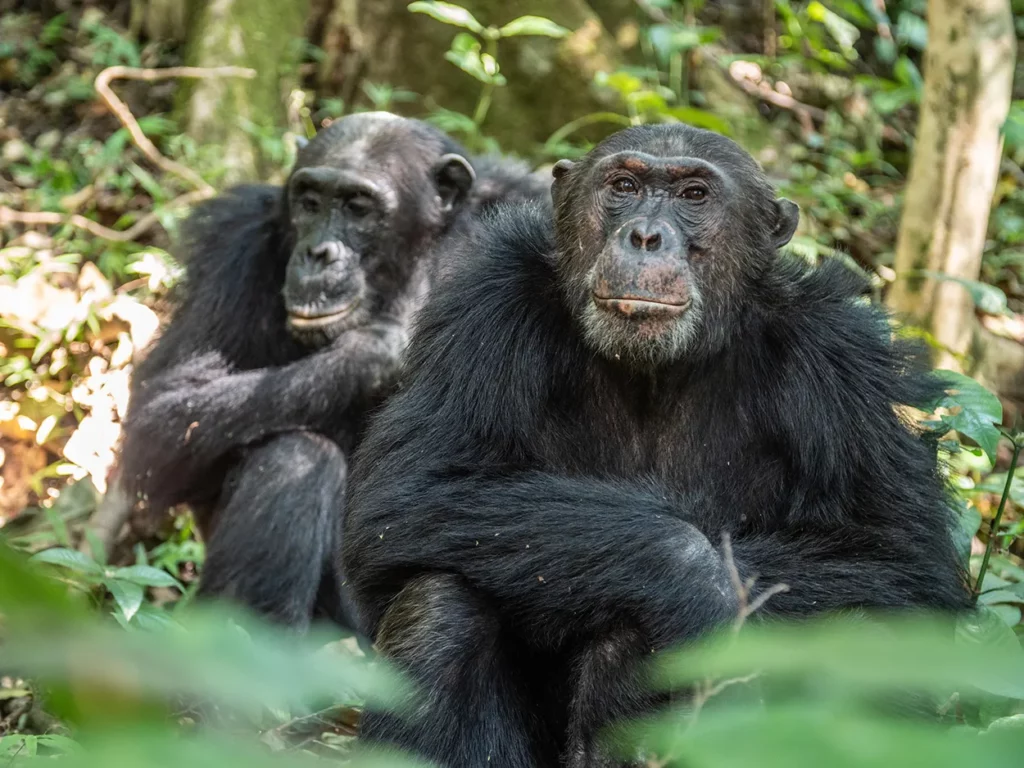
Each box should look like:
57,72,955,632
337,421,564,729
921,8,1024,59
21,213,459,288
472,38,498,127
974,439,1022,598
670,52,683,103
544,112,634,149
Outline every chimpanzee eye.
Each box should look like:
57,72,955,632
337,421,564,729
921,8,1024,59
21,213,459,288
610,177,639,195
346,195,375,218
298,195,320,215
680,185,707,202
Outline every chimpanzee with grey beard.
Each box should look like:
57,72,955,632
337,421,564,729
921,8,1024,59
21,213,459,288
118,113,549,633
342,124,972,767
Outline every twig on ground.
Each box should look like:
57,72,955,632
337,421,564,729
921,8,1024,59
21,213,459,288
94,65,255,196
1,190,209,243
2,64,254,244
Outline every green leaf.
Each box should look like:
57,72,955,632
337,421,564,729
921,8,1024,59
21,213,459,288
444,47,506,85
114,564,182,589
108,578,144,622
986,714,1024,734
0,543,83,623
498,16,569,38
918,271,1009,315
925,370,1003,462
955,607,1024,696
30,547,104,575
655,614,1024,700
978,589,1023,606
408,2,483,33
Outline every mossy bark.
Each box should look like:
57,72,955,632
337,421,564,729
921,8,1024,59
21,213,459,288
886,0,1015,371
179,0,310,183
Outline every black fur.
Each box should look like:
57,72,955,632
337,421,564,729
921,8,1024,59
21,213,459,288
119,113,548,632
342,125,971,767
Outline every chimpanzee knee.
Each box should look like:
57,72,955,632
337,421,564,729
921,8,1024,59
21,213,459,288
198,431,347,630
362,574,542,768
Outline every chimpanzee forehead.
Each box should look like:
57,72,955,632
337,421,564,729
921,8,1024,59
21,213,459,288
594,151,722,181
295,113,451,179
588,124,765,183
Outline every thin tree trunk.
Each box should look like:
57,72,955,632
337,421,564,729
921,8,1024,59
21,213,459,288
887,0,1015,371
179,0,311,183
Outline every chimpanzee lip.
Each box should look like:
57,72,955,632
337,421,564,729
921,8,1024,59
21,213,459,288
287,299,361,328
593,294,691,315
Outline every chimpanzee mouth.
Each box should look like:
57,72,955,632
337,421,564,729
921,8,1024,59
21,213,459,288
287,299,361,328
593,295,691,318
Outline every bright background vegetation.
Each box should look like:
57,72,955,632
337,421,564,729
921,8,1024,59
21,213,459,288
1,0,1024,765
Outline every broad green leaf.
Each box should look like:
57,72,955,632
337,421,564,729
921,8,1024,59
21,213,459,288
0,542,82,620
31,547,104,575
408,2,483,33
986,714,1024,733
926,370,1003,462
655,614,1024,700
108,579,144,622
444,48,506,85
919,271,1010,315
498,16,569,38
628,704,1024,768
956,607,1024,696
114,564,182,589
0,734,37,758
4,606,409,718
978,589,1023,606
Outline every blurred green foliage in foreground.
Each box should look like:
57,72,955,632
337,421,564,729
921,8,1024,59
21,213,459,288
3,537,1024,767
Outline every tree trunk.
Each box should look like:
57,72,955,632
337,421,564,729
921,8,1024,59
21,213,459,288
886,0,1016,371
179,0,311,184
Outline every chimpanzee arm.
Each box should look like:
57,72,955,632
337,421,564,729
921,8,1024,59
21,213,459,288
346,459,739,648
122,321,403,508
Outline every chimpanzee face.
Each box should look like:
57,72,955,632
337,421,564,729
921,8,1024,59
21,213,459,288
552,125,798,367
281,113,474,348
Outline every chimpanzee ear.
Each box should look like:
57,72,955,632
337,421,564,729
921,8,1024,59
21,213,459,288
434,153,476,213
552,159,575,182
551,160,575,206
772,198,800,248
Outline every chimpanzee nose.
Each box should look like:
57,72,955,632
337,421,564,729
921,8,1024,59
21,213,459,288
308,241,343,263
628,224,663,252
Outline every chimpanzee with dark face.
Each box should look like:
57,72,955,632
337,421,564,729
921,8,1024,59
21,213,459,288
342,124,972,766
118,113,549,633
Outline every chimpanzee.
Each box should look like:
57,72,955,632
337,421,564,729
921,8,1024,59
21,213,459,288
341,124,972,767
118,112,549,633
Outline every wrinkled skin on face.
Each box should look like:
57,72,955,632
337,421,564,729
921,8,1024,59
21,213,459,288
552,126,799,366
282,113,475,348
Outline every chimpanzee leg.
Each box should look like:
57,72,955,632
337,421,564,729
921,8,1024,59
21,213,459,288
360,573,544,768
564,627,657,768
197,431,347,632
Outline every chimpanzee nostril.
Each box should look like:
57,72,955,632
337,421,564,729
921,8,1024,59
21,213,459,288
629,228,662,252
309,242,342,263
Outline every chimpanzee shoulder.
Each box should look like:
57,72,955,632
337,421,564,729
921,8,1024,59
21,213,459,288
135,184,297,381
